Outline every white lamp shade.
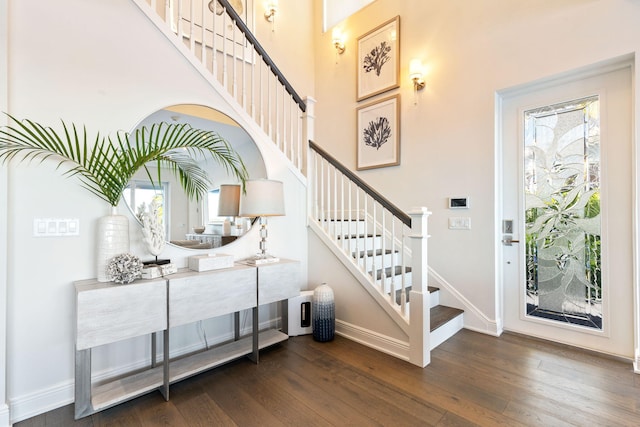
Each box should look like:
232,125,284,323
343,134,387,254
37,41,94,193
217,184,241,216
239,179,285,217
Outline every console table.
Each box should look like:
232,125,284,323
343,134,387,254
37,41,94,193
74,259,300,419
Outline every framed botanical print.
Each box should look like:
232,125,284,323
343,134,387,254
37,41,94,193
357,95,400,170
356,16,400,101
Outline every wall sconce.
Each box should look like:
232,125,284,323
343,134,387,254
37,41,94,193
209,0,244,15
332,28,346,55
208,1,219,14
409,59,426,91
264,0,278,22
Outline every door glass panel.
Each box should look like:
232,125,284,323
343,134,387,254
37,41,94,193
524,95,602,330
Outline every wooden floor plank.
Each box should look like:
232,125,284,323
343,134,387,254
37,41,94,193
292,334,528,426
14,330,640,426
435,332,640,426
168,378,238,426
200,364,286,426
218,358,334,426
286,351,440,426
264,346,396,425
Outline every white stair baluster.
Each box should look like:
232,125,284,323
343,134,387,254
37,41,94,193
401,228,407,315
200,0,206,66
232,17,238,101
346,181,352,254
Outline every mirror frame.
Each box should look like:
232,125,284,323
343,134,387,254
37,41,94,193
126,104,267,250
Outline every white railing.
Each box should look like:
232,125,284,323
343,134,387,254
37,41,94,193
137,0,307,173
135,0,432,367
309,142,431,366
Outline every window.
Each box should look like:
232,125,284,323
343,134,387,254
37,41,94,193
124,180,170,237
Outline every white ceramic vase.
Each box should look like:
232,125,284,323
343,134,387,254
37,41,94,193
96,206,130,282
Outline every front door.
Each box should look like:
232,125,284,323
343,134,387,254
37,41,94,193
499,61,634,357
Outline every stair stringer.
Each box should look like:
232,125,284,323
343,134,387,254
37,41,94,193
427,267,501,336
309,220,410,335
374,214,498,337
130,0,307,186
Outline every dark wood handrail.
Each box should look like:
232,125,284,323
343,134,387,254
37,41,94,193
217,0,306,113
309,141,412,227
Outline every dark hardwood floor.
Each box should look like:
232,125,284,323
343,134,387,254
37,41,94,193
16,330,640,426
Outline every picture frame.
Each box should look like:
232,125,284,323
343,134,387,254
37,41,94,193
356,16,400,102
357,95,400,170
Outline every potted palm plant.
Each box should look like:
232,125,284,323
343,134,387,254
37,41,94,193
0,114,248,281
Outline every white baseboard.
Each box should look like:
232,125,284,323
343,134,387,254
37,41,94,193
8,317,280,424
335,319,410,362
428,268,501,336
9,381,72,424
0,403,10,427
464,323,503,337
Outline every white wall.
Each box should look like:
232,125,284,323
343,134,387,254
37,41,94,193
1,0,9,424
254,0,316,98
308,0,640,351
322,0,374,31
4,0,314,422
5,0,640,422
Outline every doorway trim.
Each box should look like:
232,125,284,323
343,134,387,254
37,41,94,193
494,53,639,367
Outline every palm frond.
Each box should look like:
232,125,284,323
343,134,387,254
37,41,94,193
0,114,248,206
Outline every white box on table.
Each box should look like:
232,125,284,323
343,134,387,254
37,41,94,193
141,263,177,279
188,253,234,272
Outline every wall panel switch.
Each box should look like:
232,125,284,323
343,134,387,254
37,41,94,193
449,217,471,230
33,218,80,237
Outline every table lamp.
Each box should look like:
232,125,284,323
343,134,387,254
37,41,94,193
239,179,285,264
217,184,240,235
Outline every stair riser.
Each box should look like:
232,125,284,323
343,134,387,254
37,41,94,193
355,252,401,271
405,290,440,309
375,272,412,294
324,221,367,235
339,236,383,252
430,313,464,350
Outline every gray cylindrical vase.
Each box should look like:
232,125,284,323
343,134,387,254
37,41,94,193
312,283,335,342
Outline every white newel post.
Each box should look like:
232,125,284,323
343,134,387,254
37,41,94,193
408,207,432,367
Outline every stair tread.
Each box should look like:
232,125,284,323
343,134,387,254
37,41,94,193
372,265,411,280
430,305,464,332
337,233,380,239
353,248,396,258
394,286,439,304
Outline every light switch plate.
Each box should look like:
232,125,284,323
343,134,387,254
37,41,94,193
33,218,80,237
449,217,471,230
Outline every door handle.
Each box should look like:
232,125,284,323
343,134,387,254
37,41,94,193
502,236,520,246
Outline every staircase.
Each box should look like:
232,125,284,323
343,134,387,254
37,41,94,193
133,0,465,367
325,216,464,351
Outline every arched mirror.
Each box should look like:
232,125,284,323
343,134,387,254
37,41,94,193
124,104,266,249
